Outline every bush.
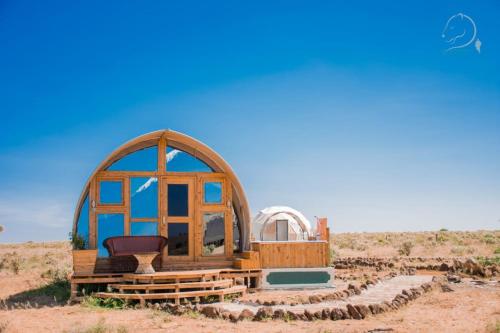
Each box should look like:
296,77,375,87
398,241,414,256
82,296,127,309
69,232,86,250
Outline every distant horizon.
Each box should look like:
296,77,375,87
1,1,499,243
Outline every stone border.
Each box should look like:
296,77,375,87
158,275,440,322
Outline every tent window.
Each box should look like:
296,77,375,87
202,212,225,256
131,222,158,236
107,146,158,171
204,182,222,204
166,146,213,172
276,219,288,241
97,213,124,257
168,223,189,256
75,195,89,249
99,180,123,205
130,177,158,218
232,206,241,253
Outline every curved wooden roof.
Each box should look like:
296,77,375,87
72,129,251,249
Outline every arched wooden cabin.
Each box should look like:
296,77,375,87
73,129,253,271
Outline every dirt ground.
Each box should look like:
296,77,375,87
0,232,499,333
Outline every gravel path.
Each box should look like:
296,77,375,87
215,275,433,314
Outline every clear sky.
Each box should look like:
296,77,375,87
0,1,499,242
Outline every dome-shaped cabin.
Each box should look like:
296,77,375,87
72,130,251,270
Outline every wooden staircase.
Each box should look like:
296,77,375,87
93,269,246,305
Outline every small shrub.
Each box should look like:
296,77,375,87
483,234,496,245
69,232,86,250
398,241,414,256
494,248,500,255
81,296,126,309
439,228,448,232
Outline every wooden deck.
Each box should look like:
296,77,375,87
70,268,260,304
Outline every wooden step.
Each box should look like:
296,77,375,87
109,279,233,292
94,285,247,304
122,269,221,284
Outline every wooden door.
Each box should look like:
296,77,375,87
161,176,195,262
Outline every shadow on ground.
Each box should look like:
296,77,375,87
1,279,70,309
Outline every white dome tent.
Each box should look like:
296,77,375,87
252,206,313,241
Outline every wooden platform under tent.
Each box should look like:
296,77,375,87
70,267,262,305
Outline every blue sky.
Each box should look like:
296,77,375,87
0,0,499,242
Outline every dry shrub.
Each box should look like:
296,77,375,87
398,241,414,256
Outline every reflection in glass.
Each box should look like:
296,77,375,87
99,181,123,204
203,212,225,256
168,184,188,216
232,207,241,252
130,177,158,218
168,223,188,256
107,146,158,171
131,222,158,236
166,147,213,172
76,195,89,248
97,214,124,257
204,182,222,204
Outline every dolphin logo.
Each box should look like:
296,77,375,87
442,13,481,53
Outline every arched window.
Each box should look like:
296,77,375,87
166,146,213,172
107,146,158,171
75,195,89,248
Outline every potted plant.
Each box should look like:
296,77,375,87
70,232,97,275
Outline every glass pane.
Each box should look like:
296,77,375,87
276,219,288,241
107,146,158,171
99,181,123,204
166,146,213,172
76,195,89,248
202,212,225,256
168,184,188,216
168,223,188,256
130,177,158,218
131,222,158,236
204,182,222,204
97,214,124,257
232,207,241,252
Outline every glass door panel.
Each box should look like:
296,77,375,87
162,176,195,261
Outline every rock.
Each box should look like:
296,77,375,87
313,310,322,319
286,310,298,321
355,304,370,318
369,304,382,315
347,304,363,320
321,308,330,320
229,312,240,323
303,309,315,321
330,308,343,320
254,307,273,321
309,295,322,304
238,308,254,321
221,311,231,320
441,284,454,292
201,306,220,319
272,309,285,320
263,301,272,306
439,263,449,271
340,308,350,319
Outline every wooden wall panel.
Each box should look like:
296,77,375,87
251,241,329,268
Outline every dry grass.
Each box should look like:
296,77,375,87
331,230,500,258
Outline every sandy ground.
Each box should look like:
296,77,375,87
0,283,499,333
0,234,499,332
